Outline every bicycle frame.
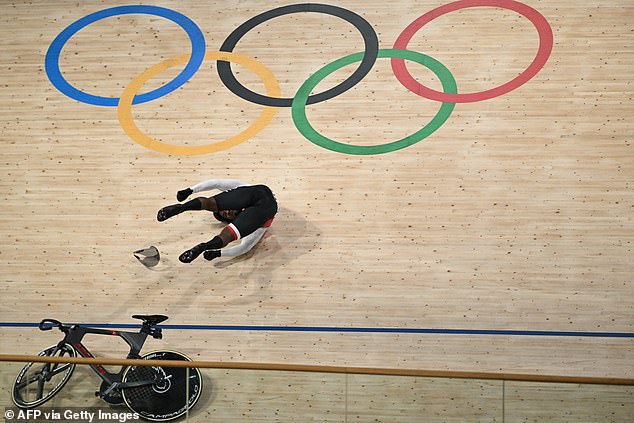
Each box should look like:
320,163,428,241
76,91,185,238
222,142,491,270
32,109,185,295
40,318,163,393
15,315,203,421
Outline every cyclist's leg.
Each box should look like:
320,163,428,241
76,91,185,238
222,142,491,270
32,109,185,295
158,185,253,222
157,196,214,221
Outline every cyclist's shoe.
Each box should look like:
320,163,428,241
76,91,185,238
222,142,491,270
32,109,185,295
157,204,183,222
179,246,203,263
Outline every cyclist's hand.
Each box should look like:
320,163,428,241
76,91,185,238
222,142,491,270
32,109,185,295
203,250,221,261
177,187,193,202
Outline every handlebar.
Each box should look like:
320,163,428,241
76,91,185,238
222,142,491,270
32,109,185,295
39,319,67,331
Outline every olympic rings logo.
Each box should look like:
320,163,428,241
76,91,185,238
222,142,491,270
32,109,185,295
45,1,553,156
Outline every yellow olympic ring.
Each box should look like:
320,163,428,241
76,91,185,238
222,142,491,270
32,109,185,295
117,52,280,156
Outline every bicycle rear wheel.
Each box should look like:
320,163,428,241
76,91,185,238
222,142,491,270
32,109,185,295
12,343,76,408
122,350,203,422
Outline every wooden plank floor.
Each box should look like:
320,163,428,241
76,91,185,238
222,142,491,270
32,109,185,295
1,0,633,419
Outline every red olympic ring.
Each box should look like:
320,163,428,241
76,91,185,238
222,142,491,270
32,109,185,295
391,0,553,103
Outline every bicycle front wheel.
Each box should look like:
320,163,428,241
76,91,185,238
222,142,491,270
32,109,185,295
12,343,76,408
122,350,203,422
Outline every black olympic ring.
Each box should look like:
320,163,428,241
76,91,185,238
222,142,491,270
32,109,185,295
217,3,379,107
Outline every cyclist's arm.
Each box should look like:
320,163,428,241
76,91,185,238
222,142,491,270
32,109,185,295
220,227,266,257
191,179,248,193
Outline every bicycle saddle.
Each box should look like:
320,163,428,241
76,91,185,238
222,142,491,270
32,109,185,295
132,314,168,326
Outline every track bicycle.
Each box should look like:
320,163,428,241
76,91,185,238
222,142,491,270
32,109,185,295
12,315,203,421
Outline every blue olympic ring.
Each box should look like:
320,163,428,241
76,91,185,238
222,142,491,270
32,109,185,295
44,5,206,107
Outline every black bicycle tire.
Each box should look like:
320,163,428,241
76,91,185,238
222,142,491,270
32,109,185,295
121,350,203,422
12,343,76,408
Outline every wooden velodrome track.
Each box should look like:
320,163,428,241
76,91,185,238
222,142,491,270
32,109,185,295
1,0,633,420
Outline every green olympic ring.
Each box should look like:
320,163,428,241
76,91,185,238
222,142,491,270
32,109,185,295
291,49,457,155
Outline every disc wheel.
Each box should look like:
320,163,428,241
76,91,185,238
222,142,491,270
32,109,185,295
122,350,203,421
